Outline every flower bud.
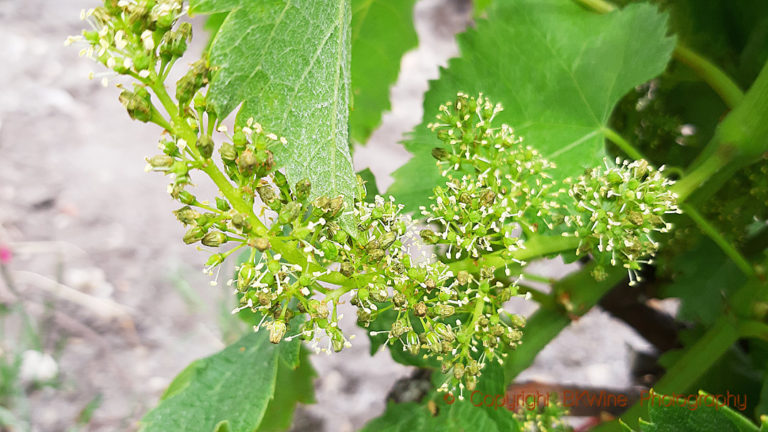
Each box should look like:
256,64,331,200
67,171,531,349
406,331,420,355
173,206,199,225
197,135,214,159
434,323,454,341
330,262,350,280
393,292,407,307
419,229,439,244
456,271,469,285
390,320,408,338
320,241,338,261
119,89,152,122
309,300,329,319
436,304,455,318
431,147,450,161
237,149,258,174
453,363,465,380
278,201,302,224
201,231,227,247
183,226,205,244
425,332,441,353
414,302,427,317
219,143,237,162
251,237,270,252
147,154,173,168
295,178,311,201
177,190,196,205
267,320,286,344
237,263,256,291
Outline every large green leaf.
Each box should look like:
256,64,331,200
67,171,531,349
387,0,676,211
189,0,357,222
139,330,310,432
255,348,316,432
350,0,418,145
636,391,759,432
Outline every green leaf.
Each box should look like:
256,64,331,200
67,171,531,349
387,0,675,211
140,330,302,432
189,0,358,225
662,237,745,326
350,0,418,145
638,391,759,432
255,348,316,432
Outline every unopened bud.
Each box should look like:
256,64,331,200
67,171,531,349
201,231,227,247
295,178,311,201
267,320,286,344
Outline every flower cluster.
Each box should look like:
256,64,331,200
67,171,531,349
561,159,680,284
71,0,681,393
67,0,189,89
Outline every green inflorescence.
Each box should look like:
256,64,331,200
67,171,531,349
70,1,680,394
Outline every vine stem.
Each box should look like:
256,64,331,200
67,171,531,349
573,0,745,109
447,235,581,274
601,127,646,161
679,203,755,277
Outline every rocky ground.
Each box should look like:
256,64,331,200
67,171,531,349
0,1,655,431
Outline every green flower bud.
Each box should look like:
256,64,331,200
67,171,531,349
237,263,256,291
436,304,455,318
320,241,338,261
333,230,349,244
237,149,258,174
178,190,196,205
278,201,302,224
198,135,214,159
420,229,440,244
357,308,372,325
453,363,465,380
201,231,227,247
390,320,408,338
183,226,205,244
456,271,470,285
431,147,450,161
406,331,420,355
258,292,272,306
213,197,230,212
340,262,355,277
267,320,286,344
309,300,329,319
295,178,311,201
219,143,237,162
251,237,270,252
119,89,152,122
434,323,454,341
147,154,173,168
173,206,199,225
393,292,407,307
414,301,427,317
328,196,344,217
425,332,441,353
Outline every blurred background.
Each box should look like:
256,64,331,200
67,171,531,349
0,0,660,430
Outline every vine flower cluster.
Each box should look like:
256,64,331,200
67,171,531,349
70,1,681,394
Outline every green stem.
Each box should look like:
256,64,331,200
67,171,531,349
447,235,581,274
680,203,755,277
739,320,768,341
674,44,744,109
602,127,646,161
671,153,730,202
